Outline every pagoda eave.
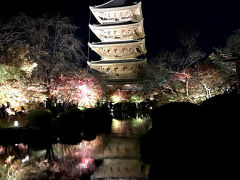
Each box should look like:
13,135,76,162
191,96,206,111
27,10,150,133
88,59,146,66
89,21,145,42
89,39,145,47
88,39,147,60
89,21,144,29
92,1,141,10
87,58,146,80
90,2,143,25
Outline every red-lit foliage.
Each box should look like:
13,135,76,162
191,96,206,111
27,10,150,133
161,61,235,103
48,73,102,108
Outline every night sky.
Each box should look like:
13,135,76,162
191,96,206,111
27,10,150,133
1,0,240,58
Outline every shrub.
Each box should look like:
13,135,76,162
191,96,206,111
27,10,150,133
27,108,52,130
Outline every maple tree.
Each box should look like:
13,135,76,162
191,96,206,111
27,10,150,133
0,14,87,110
161,61,235,103
48,71,102,108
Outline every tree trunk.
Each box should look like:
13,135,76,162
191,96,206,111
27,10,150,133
46,70,51,94
45,145,54,161
185,77,189,96
202,83,211,99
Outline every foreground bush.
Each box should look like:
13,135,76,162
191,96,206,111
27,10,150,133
27,108,52,130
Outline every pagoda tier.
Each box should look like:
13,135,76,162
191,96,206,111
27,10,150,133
87,59,147,79
88,39,146,60
94,0,138,8
89,21,145,42
88,0,147,81
90,2,143,24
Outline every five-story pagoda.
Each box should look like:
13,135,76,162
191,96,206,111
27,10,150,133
87,0,147,82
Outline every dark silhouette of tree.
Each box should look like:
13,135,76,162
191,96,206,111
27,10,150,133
141,94,239,179
141,102,201,179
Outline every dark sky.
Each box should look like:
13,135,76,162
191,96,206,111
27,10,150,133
1,0,240,57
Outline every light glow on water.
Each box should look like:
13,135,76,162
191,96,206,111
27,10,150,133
14,121,19,127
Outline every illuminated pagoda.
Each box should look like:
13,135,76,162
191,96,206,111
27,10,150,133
87,0,147,82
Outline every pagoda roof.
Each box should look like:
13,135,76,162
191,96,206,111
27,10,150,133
94,0,140,9
90,21,138,27
88,58,146,65
90,39,142,45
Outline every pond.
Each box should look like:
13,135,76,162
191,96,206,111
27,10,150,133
90,112,151,179
0,109,152,180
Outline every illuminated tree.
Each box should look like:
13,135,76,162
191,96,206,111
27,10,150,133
0,79,47,111
164,61,235,103
146,29,206,100
0,14,86,85
48,71,102,108
0,44,37,78
168,70,192,96
0,44,47,110
0,14,87,110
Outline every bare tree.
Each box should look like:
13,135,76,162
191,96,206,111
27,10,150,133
151,30,206,72
147,29,206,98
0,13,87,85
177,29,200,48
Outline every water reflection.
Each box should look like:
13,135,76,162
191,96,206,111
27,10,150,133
0,110,151,179
91,112,151,179
111,113,152,137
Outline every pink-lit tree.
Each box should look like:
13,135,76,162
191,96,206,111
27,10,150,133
49,72,102,108
162,61,235,103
